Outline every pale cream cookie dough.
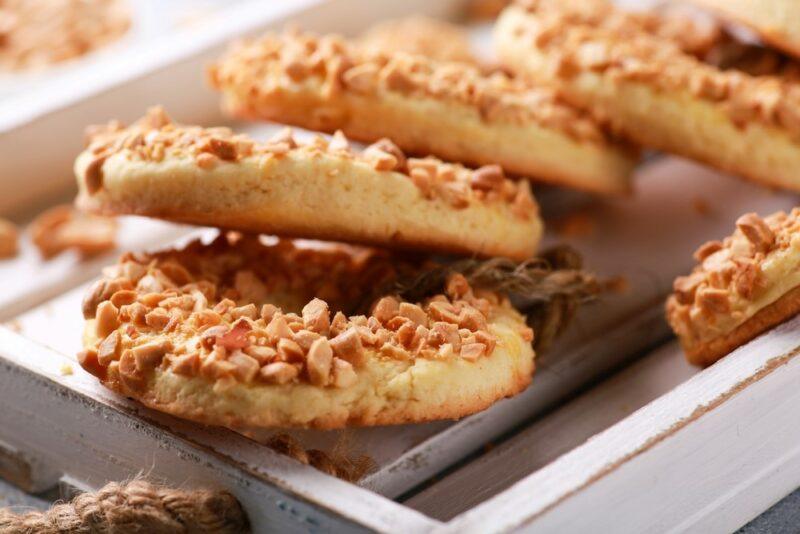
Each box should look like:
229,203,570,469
78,233,536,430
495,0,800,193
690,0,800,60
208,29,637,195
75,107,542,261
667,209,800,367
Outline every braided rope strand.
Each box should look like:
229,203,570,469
0,479,248,534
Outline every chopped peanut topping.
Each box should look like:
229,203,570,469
80,235,507,390
510,0,800,140
81,108,536,219
209,28,616,146
668,209,800,345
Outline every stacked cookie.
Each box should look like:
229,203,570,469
74,106,558,430
494,0,800,193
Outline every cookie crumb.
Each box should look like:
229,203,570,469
29,205,117,259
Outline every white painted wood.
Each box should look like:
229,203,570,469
0,326,440,533
441,315,800,533
405,342,698,519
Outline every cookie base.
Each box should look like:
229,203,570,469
684,283,800,367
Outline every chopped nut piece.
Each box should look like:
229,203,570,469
277,338,305,362
289,327,316,348
372,296,400,324
342,63,379,93
131,339,172,371
228,350,260,383
77,348,104,379
97,331,121,365
260,361,299,384
306,337,333,386
470,165,505,192
380,342,410,360
205,138,238,161
331,357,357,388
244,345,277,365
428,301,461,324
460,342,486,361
231,303,258,320
171,353,200,376
697,287,730,313
363,145,400,171
261,303,279,323
693,240,724,262
145,308,170,330
82,279,108,319
266,314,293,343
118,350,146,392
196,152,218,170
329,327,365,367
302,298,331,334
736,213,775,252
215,321,251,350
95,301,120,338
0,218,18,258
110,289,137,308
673,272,704,305
398,302,428,327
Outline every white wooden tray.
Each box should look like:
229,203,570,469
1,1,800,532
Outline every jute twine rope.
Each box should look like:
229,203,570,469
0,434,371,533
0,479,249,534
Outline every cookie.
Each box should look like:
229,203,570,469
208,29,637,195
495,0,800,193
75,107,542,261
667,209,800,366
78,234,536,429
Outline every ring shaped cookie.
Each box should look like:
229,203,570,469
78,234,536,429
668,209,800,366
75,108,542,261
208,29,637,195
495,0,800,192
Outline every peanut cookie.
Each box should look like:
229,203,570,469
495,0,800,192
0,0,129,71
78,234,536,429
667,209,800,366
208,29,637,195
75,108,542,261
